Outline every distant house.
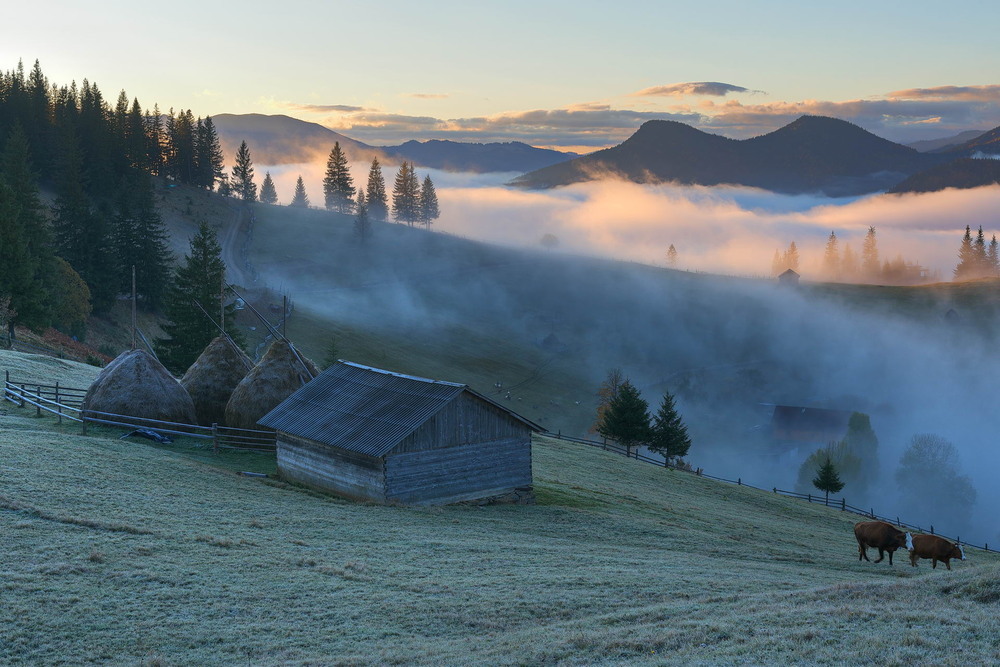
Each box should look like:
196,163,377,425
778,269,800,286
259,361,541,505
770,405,852,449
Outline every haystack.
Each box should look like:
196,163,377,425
224,339,319,431
181,336,253,426
82,348,196,426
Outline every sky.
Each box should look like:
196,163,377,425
5,1,1000,150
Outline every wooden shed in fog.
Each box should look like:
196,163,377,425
258,361,540,505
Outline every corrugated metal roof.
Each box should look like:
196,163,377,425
258,361,538,457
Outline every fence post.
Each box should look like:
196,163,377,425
35,387,41,417
807,494,811,503
19,383,25,408
82,416,88,435
773,487,777,493
738,478,741,486
930,525,934,535
212,423,219,453
841,498,846,511
55,381,61,424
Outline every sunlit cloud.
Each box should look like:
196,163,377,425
407,93,449,99
632,82,760,97
289,103,375,113
887,85,1000,102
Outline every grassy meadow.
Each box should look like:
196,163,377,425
2,351,999,665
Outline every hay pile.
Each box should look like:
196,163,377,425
181,336,253,426
224,339,319,431
82,348,196,426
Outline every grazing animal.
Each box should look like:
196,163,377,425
854,520,914,565
908,534,966,570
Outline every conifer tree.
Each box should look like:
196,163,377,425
231,140,257,202
974,226,988,276
597,379,651,455
156,222,244,374
988,235,999,277
259,172,278,204
419,174,439,227
323,142,354,213
666,244,678,266
648,391,691,462
365,157,388,222
195,116,225,190
111,172,173,308
290,175,309,208
822,231,840,280
861,226,879,280
954,225,975,280
771,249,783,276
354,188,371,244
812,456,844,504
785,241,799,272
0,123,53,332
392,161,420,225
591,367,624,434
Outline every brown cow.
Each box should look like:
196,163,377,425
908,534,966,570
854,520,913,565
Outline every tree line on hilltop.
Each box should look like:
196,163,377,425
237,139,440,233
769,223,1000,285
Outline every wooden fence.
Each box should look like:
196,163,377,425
3,373,275,452
544,430,996,554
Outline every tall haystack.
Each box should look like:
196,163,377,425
82,348,196,426
224,339,319,431
181,336,253,426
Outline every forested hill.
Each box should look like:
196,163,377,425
513,115,945,195
887,157,1000,194
382,139,576,173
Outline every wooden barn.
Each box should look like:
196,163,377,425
258,361,541,505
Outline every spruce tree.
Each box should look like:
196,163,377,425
111,172,173,308
974,226,988,277
861,226,879,280
785,241,799,272
354,188,371,244
419,174,440,227
195,116,225,190
596,379,651,455
822,231,839,280
290,175,309,208
812,456,845,504
392,161,420,225
156,221,244,374
259,172,278,204
323,142,354,213
231,140,257,202
366,157,388,222
0,123,53,332
989,235,999,277
648,390,691,462
954,225,975,280
666,244,677,266
591,367,624,434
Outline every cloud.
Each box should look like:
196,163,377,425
887,85,1000,102
633,82,759,97
407,93,449,99
289,103,374,113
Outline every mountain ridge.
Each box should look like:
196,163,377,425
513,115,946,196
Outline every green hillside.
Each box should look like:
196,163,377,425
2,350,997,664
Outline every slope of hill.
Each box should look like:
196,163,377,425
2,356,997,664
213,114,577,173
941,124,1000,157
383,139,576,173
907,129,986,153
513,115,943,195
213,113,378,166
887,157,1000,193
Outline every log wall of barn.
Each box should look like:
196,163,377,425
277,432,386,503
385,436,532,505
395,392,530,454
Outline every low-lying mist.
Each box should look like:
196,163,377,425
249,167,1000,546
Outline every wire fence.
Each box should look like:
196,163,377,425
3,373,275,452
542,430,996,554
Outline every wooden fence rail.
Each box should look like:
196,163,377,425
4,375,275,452
544,430,995,554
